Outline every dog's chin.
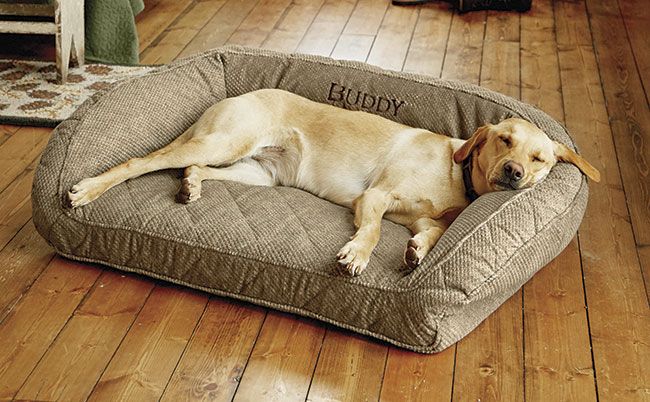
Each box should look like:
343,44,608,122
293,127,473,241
489,177,531,191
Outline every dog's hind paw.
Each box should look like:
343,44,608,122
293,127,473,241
176,177,201,204
336,241,370,276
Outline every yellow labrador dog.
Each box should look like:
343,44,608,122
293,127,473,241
68,89,600,276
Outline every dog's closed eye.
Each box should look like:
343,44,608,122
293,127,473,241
500,136,512,147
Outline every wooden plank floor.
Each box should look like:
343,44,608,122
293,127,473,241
1,0,649,400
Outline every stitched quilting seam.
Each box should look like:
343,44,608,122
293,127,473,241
273,187,320,256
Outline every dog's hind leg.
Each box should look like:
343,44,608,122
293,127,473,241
67,128,257,208
176,160,275,203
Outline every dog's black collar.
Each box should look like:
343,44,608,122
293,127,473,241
462,154,480,202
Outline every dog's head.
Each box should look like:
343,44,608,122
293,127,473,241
453,118,600,194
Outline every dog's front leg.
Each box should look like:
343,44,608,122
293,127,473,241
337,188,392,276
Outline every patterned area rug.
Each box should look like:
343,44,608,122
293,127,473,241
0,60,156,127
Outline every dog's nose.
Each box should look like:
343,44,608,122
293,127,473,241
504,161,524,181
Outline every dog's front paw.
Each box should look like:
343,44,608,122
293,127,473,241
403,238,423,271
336,241,370,276
67,178,106,208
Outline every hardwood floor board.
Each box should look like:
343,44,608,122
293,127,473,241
226,0,293,47
520,0,562,122
15,271,155,402
88,285,208,402
440,11,487,82
306,330,387,402
0,222,55,322
0,258,102,400
367,4,419,71
452,291,524,402
136,0,195,53
330,34,374,62
480,39,520,97
486,10,520,42
342,0,389,36
232,311,325,402
296,0,357,57
380,345,456,401
262,0,325,52
554,0,592,47
179,0,261,58
160,299,266,402
617,0,650,105
0,157,37,252
555,2,650,399
0,126,50,194
523,240,597,401
586,0,650,260
402,3,453,76
140,0,228,64
480,11,520,98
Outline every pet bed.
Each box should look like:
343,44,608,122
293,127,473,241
32,46,588,353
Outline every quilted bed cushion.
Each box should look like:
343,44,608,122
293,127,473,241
32,46,588,353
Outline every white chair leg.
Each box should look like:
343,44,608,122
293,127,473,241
68,0,84,67
54,0,85,83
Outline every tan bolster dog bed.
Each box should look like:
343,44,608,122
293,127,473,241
32,46,588,353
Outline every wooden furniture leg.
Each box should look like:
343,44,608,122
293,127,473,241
54,0,85,83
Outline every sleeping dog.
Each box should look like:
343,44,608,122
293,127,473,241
67,89,600,276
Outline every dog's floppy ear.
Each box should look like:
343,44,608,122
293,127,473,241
553,141,601,182
453,125,491,163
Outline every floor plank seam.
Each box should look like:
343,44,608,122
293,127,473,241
574,231,601,402
373,345,390,401
228,309,268,401
437,12,455,79
302,327,329,401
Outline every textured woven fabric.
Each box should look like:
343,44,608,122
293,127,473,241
32,46,588,353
